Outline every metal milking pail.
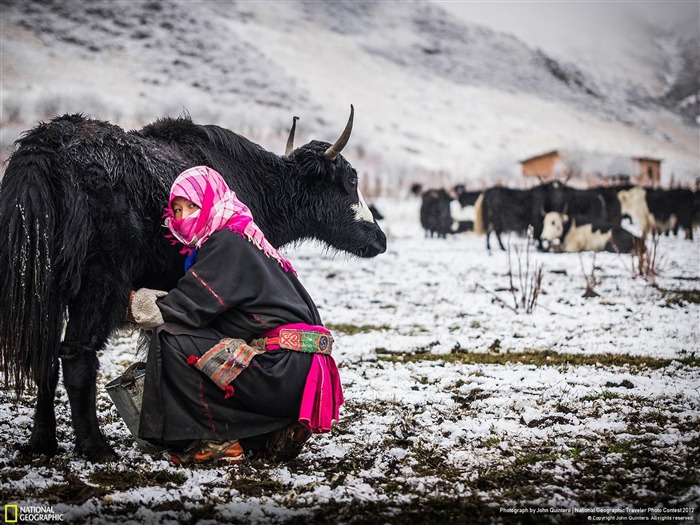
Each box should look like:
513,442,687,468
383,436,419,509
105,362,164,453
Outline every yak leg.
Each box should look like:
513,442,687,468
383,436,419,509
25,360,60,456
60,337,116,461
533,222,546,251
60,289,122,462
495,231,506,251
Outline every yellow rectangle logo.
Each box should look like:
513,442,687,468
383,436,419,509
4,504,18,523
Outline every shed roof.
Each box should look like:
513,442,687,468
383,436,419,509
519,150,559,164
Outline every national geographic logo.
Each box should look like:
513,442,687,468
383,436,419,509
4,504,64,522
3,505,17,523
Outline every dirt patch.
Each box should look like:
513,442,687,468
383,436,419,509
89,467,187,490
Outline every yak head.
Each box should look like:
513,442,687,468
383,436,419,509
284,106,386,258
540,211,569,243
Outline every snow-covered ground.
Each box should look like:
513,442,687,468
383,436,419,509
295,198,699,361
1,199,698,524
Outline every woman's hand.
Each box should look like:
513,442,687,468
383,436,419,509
127,288,168,329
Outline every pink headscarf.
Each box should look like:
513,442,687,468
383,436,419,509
164,166,295,274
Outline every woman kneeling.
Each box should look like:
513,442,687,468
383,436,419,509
130,166,343,466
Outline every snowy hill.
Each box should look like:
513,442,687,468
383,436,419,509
1,0,698,190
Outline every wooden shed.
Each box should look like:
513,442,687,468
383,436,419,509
632,157,662,186
519,150,560,180
520,150,661,186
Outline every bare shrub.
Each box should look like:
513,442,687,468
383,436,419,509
476,228,543,314
632,233,663,284
580,254,600,298
507,226,543,314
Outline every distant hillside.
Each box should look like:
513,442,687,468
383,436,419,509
2,0,310,110
661,32,700,125
1,0,697,188
308,3,615,116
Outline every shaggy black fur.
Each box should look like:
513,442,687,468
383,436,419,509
420,189,452,238
477,186,539,251
0,112,386,461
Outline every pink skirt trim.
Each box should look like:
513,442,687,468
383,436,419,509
298,354,344,433
262,323,342,433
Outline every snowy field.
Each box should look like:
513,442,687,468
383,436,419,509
1,198,698,524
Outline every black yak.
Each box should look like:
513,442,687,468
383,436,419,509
474,187,539,250
646,188,695,240
0,106,386,461
539,181,627,229
420,188,453,238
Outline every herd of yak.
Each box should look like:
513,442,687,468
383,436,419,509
0,107,695,462
417,181,699,253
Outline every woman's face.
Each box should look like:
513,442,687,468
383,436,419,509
172,197,200,220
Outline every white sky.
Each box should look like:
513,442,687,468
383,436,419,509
434,1,698,45
434,0,699,87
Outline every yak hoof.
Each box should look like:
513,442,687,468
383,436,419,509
27,433,59,457
75,439,118,462
15,440,64,458
75,433,119,463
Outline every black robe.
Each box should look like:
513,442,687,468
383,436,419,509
138,229,323,449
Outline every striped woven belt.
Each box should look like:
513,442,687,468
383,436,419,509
263,328,333,355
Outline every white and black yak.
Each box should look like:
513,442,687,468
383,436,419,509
540,211,643,253
0,106,386,461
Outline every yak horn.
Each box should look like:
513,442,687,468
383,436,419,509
324,104,354,161
285,116,299,157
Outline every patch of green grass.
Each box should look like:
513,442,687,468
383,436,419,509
607,442,632,454
483,436,500,449
583,390,621,402
377,348,700,370
569,442,583,460
326,323,391,335
512,451,561,468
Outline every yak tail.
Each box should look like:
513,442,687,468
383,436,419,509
473,193,485,234
0,147,75,395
